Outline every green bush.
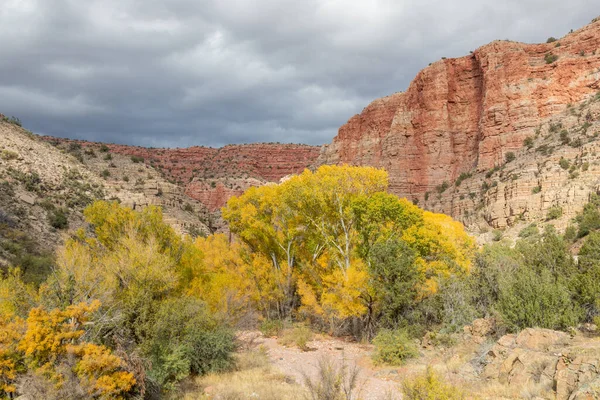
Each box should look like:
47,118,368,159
518,224,539,238
279,324,314,351
369,240,421,327
131,155,145,163
454,172,472,186
103,153,112,161
48,208,68,230
372,328,418,366
402,367,465,400
546,37,557,43
546,205,563,220
532,185,541,194
99,144,109,152
523,136,534,149
259,319,284,337
504,152,515,163
559,158,570,170
497,267,581,331
144,297,236,390
545,53,559,64
0,150,18,161
576,197,600,237
101,169,110,179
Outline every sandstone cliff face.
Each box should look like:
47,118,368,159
319,19,600,202
43,139,320,211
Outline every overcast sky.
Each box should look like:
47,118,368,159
0,1,597,148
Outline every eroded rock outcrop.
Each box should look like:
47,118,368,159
43,138,320,211
319,18,600,204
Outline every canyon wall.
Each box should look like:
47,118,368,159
43,138,320,211
318,18,600,201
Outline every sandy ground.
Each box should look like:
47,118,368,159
252,333,403,399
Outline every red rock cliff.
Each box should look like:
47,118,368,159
43,137,320,211
318,18,600,200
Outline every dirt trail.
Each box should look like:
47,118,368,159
257,334,403,399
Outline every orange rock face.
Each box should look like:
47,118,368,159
43,137,320,211
319,19,600,200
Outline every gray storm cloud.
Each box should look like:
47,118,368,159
0,0,596,147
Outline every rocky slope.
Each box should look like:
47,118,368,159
318,17,600,234
0,121,211,281
42,138,320,212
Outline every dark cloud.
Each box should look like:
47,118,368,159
0,0,597,147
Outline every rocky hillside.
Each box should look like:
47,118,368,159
0,120,211,282
318,17,600,235
42,138,321,211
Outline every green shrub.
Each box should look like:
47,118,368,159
576,197,600,237
402,367,465,400
559,158,570,170
101,169,110,179
497,267,581,331
519,224,539,238
523,136,534,149
436,181,449,193
532,185,542,194
99,144,109,152
546,37,557,43
48,208,69,230
144,298,236,390
0,150,18,160
1,115,22,126
259,319,284,337
546,205,563,220
504,152,515,163
372,328,418,366
131,155,145,163
545,53,558,64
103,153,112,161
454,172,472,186
369,240,421,327
492,229,503,241
279,324,314,351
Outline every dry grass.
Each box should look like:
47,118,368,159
183,346,304,400
278,324,314,351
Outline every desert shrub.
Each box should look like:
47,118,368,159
279,324,314,351
303,357,360,400
523,136,534,149
131,155,145,163
576,196,600,237
471,244,523,315
559,158,570,169
504,152,515,163
435,276,477,332
492,229,503,241
99,144,109,152
103,153,112,161
0,150,18,161
372,329,418,366
546,205,563,220
497,266,581,331
368,240,421,327
101,169,110,179
546,37,557,43
559,129,569,144
259,319,284,337
1,115,22,126
402,367,465,400
183,203,194,213
48,208,68,230
143,297,236,390
544,53,558,64
436,181,449,193
454,172,472,186
122,175,129,182
532,185,541,194
519,224,539,238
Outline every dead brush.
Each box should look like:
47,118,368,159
302,356,362,400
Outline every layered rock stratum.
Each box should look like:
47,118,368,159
318,17,600,232
42,138,320,212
